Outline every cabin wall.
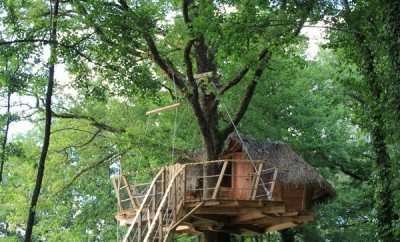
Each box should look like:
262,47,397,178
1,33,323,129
224,152,254,200
271,183,283,201
281,185,307,212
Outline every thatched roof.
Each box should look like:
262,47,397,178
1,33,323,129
225,134,336,203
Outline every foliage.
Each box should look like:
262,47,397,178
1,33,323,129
0,0,399,241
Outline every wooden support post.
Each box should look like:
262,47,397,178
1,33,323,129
269,168,278,199
138,213,142,241
159,212,163,242
147,207,151,232
111,177,123,211
152,184,156,216
183,166,186,202
212,161,229,199
252,163,263,200
164,202,204,242
173,179,177,222
203,165,207,200
122,176,140,208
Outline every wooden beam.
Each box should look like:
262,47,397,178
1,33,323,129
145,103,180,115
233,210,266,223
164,202,204,241
194,72,213,80
250,214,314,226
212,161,229,199
265,222,297,232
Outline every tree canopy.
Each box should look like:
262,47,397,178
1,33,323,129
0,0,399,241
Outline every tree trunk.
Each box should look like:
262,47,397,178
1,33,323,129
280,229,296,242
341,1,396,240
203,231,231,242
0,89,11,183
24,1,59,241
384,0,400,115
371,119,395,242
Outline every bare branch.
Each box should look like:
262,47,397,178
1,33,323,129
54,129,103,153
220,67,250,95
0,39,50,46
57,151,125,193
52,111,126,133
143,33,187,91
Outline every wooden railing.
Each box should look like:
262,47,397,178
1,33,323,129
113,160,278,242
183,160,278,201
121,167,166,242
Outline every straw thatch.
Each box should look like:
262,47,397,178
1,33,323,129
225,134,336,203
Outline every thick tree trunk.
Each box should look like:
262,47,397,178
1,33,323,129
384,0,400,114
203,231,231,242
280,229,296,242
371,119,395,242
24,1,59,241
341,2,396,240
0,89,11,183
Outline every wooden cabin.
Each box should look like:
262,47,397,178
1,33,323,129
221,134,335,212
112,135,335,242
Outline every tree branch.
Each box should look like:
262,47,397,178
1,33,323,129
55,129,103,153
0,39,50,46
143,33,187,91
184,39,198,93
57,151,125,193
52,111,125,133
220,67,250,95
220,49,271,139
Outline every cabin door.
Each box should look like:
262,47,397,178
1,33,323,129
232,154,253,200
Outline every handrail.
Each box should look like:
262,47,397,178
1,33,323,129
122,167,165,242
143,166,185,242
186,159,265,166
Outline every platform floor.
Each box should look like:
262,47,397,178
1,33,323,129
116,199,314,235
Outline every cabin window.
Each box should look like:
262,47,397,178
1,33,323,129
221,163,232,187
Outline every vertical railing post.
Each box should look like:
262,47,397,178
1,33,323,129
122,176,139,209
173,179,177,222
183,165,186,202
202,164,207,200
252,163,263,200
138,213,142,241
212,161,228,199
269,168,278,199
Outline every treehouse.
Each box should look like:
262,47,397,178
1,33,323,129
112,135,335,242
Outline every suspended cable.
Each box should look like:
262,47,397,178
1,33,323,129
171,76,178,162
220,102,271,197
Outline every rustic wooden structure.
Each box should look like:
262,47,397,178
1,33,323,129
112,135,335,242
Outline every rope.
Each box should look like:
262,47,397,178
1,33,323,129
116,158,122,242
220,102,271,198
171,77,178,162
